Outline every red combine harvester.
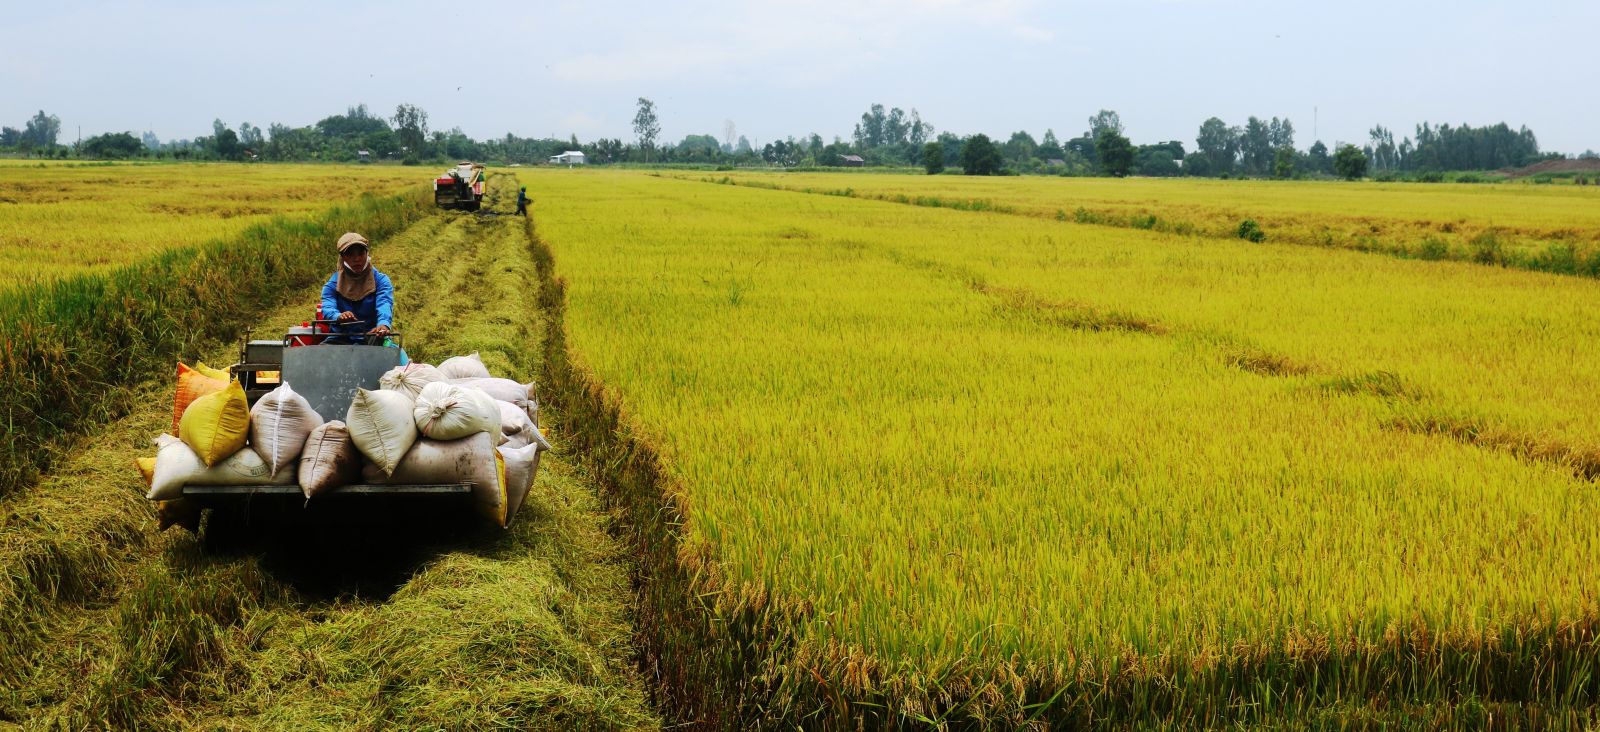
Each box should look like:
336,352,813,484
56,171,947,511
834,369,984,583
434,161,486,211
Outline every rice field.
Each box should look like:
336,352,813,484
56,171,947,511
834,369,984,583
526,169,1600,726
0,179,659,729
676,170,1600,274
0,161,421,285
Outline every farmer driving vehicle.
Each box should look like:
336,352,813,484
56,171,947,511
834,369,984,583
320,232,394,345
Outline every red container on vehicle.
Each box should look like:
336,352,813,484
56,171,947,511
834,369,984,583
288,322,317,347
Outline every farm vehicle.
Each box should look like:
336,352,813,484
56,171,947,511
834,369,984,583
169,318,544,549
434,161,486,211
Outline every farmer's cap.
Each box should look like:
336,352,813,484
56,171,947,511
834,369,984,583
337,232,369,253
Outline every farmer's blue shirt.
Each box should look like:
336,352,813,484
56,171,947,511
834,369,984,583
320,269,393,340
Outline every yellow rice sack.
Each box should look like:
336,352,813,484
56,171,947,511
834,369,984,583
179,380,250,466
193,361,231,381
172,362,228,433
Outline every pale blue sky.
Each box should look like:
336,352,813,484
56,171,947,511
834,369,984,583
5,0,1596,153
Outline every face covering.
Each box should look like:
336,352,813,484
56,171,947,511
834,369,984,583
336,256,375,301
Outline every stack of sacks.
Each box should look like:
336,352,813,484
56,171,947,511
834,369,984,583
136,355,551,531
369,358,551,527
139,365,317,532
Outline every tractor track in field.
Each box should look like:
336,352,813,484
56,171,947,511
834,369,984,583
0,184,659,730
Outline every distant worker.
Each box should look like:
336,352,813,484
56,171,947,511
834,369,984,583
321,232,394,345
516,186,530,216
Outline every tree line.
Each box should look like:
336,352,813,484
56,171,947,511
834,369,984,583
1,100,1579,179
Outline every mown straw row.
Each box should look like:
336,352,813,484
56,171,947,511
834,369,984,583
0,188,429,496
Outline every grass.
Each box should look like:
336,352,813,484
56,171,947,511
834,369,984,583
676,170,1600,278
525,169,1600,727
0,183,659,729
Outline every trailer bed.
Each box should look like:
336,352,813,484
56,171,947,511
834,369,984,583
182,483,470,506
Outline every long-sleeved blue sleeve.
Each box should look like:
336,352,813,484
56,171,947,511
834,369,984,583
320,274,340,321
374,272,394,327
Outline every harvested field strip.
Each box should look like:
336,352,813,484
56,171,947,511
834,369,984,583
524,170,1600,727
0,189,427,498
1,186,659,729
679,171,1600,279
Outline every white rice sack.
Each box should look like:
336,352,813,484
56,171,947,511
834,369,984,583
498,442,544,528
380,432,507,526
436,352,491,380
413,381,502,443
249,383,324,475
299,420,361,500
453,377,538,425
346,388,418,477
147,435,293,500
379,363,445,401
497,400,533,448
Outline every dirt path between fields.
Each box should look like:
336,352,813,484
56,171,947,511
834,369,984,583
0,185,659,730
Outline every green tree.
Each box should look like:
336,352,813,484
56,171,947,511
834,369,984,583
24,110,61,150
238,122,263,152
1273,146,1296,178
1307,141,1331,174
79,131,144,159
1037,129,1064,161
1135,149,1179,176
1241,116,1272,175
959,134,1003,175
1195,117,1239,176
1334,144,1368,180
907,109,932,146
1004,130,1037,162
1087,109,1123,140
632,97,660,161
392,103,429,159
1096,130,1135,177
210,119,242,160
921,141,945,174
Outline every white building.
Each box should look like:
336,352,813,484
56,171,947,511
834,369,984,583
549,151,586,165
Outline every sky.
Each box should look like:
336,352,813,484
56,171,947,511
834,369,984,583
4,0,1597,154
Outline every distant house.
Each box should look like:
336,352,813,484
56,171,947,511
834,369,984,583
840,154,865,167
357,150,371,163
549,151,586,165
1045,158,1067,167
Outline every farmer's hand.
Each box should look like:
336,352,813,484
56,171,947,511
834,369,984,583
337,311,358,322
369,324,391,337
